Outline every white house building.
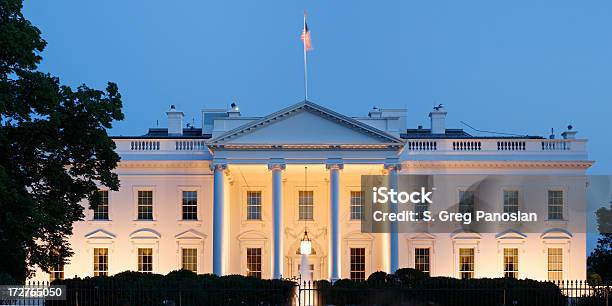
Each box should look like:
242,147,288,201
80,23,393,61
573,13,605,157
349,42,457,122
33,101,591,282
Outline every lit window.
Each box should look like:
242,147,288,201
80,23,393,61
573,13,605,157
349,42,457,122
350,191,363,220
93,248,108,276
459,191,475,214
350,248,366,281
246,248,262,278
138,248,153,273
503,248,518,278
247,191,262,220
459,248,474,279
299,191,314,220
182,191,198,220
414,248,430,275
503,190,519,214
548,248,563,281
93,190,109,220
49,262,64,282
137,191,153,220
548,190,563,220
181,248,197,273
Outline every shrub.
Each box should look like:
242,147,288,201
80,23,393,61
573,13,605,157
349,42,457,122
320,272,567,306
46,270,295,306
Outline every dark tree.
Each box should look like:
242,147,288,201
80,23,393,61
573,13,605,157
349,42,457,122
588,198,612,282
0,0,124,281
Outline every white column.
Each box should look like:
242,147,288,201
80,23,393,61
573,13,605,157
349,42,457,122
384,163,400,273
327,160,343,281
211,162,227,276
269,161,286,279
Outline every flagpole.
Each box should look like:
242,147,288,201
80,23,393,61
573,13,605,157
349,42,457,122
303,11,308,101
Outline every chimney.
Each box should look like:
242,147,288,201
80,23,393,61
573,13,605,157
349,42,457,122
368,106,382,118
228,102,241,117
166,105,184,136
429,104,447,134
561,125,577,139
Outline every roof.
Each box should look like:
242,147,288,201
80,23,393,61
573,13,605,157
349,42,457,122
111,127,209,139
401,128,543,139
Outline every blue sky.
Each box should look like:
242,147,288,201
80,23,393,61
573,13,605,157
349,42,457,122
23,1,611,250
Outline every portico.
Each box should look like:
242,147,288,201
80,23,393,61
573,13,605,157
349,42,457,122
207,102,403,279
210,162,399,280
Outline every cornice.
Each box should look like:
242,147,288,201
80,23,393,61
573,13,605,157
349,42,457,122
117,160,211,169
402,160,594,170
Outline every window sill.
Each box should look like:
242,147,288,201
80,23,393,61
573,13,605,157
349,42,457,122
88,220,113,225
544,219,568,226
133,220,157,225
241,219,265,227
177,220,203,226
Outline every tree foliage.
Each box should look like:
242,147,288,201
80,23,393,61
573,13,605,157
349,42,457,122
0,0,124,281
588,199,612,282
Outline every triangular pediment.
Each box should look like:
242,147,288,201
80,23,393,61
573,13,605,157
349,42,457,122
175,229,207,240
85,229,116,240
408,232,436,240
496,229,527,240
210,101,402,147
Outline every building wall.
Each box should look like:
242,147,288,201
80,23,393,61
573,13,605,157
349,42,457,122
32,162,587,282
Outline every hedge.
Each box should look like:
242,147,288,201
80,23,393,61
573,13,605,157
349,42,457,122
47,270,296,306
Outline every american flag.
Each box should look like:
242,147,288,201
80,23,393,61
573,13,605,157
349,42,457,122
301,13,312,51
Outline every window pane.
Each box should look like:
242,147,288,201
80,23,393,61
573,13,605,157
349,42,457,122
548,248,563,281
138,248,153,273
299,191,314,220
182,248,198,273
459,191,475,214
49,262,64,282
503,248,518,278
503,191,519,214
350,191,363,220
93,190,109,220
246,248,262,278
459,248,474,279
247,191,262,220
93,248,108,276
138,191,153,220
350,248,366,281
414,248,430,275
548,190,563,220
182,191,198,220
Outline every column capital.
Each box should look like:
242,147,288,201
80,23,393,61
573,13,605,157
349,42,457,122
210,158,228,171
326,158,344,170
210,163,228,172
268,159,286,171
383,158,401,171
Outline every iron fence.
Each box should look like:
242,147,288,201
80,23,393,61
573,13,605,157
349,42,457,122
296,279,611,306
1,279,610,306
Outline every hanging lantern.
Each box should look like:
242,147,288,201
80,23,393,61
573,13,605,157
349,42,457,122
299,166,312,255
300,230,312,255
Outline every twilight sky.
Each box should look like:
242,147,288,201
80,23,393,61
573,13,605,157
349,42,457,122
22,0,612,253
23,0,612,172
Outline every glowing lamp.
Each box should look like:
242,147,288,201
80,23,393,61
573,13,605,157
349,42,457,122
300,230,312,255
